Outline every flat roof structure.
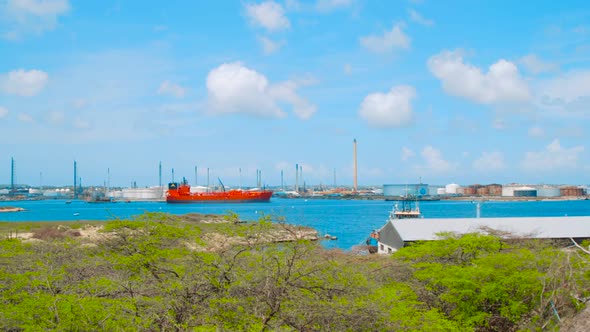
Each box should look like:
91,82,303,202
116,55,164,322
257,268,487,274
378,216,590,252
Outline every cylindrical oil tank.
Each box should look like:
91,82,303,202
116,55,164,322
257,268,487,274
560,187,585,196
476,186,489,196
514,187,537,197
437,188,446,195
487,184,502,196
445,183,460,194
536,186,561,197
502,187,515,197
463,187,476,195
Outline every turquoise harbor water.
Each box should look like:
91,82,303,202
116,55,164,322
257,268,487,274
1,199,589,250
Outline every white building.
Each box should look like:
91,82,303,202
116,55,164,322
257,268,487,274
376,216,590,254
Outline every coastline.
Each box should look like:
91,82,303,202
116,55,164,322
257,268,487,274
0,206,25,212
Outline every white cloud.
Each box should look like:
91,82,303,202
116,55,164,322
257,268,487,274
401,146,415,161
157,80,187,98
519,54,558,74
1,69,48,96
258,36,284,55
537,70,590,115
316,0,353,12
358,85,416,128
473,152,505,172
360,22,410,54
419,146,453,173
245,1,290,32
206,62,316,120
2,0,70,39
269,80,317,119
17,113,33,122
0,106,8,118
528,125,545,138
408,9,433,26
521,139,584,172
428,50,530,104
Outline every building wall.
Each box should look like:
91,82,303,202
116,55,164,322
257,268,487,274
383,184,429,197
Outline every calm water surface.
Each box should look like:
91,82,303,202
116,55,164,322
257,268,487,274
2,198,589,250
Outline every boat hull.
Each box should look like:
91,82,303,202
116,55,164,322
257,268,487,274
166,185,272,204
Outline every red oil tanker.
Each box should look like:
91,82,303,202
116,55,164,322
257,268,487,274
166,179,272,203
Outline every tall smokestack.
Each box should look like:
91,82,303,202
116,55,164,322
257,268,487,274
301,165,305,192
353,139,358,192
295,164,299,193
195,165,198,186
73,160,77,199
10,157,15,195
333,168,336,188
159,161,162,187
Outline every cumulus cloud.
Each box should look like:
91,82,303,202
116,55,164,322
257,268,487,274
537,70,590,117
419,146,453,173
0,106,8,118
2,0,70,39
358,85,416,128
428,50,530,104
258,36,284,55
521,139,584,171
206,62,316,120
473,151,505,172
401,146,415,161
360,22,410,54
408,9,433,26
245,1,290,31
316,0,353,11
1,69,48,96
157,80,187,98
519,54,558,74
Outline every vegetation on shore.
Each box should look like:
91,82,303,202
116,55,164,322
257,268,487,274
1,212,589,331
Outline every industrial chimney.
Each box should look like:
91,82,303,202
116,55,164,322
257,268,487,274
353,139,358,192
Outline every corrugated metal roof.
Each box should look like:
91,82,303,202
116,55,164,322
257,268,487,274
391,216,590,242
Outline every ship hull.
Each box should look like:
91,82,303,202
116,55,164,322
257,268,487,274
166,188,272,204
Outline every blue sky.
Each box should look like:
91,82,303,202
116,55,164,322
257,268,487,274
1,0,589,188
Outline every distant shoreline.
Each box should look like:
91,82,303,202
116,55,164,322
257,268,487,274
0,206,25,212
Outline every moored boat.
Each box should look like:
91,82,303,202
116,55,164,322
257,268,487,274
166,179,272,204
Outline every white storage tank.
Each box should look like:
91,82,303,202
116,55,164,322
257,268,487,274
437,188,446,195
536,186,561,197
445,183,460,194
502,186,515,197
